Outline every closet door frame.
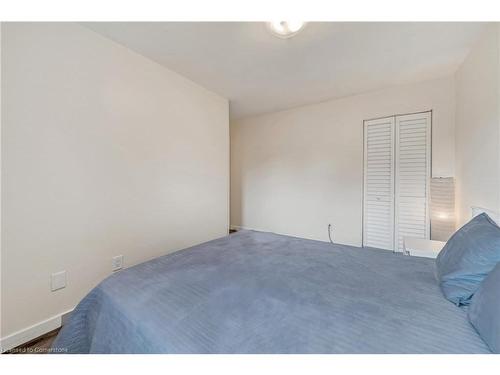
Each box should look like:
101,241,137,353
394,111,432,251
362,110,432,252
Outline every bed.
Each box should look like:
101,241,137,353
52,230,491,353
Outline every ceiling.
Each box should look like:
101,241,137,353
84,22,487,120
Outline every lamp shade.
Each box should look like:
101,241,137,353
430,177,455,241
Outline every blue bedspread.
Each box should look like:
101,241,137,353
52,230,490,353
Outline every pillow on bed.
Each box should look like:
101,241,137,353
468,262,500,353
436,213,500,305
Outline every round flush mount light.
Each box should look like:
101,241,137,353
267,21,306,39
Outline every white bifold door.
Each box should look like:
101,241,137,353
363,112,431,252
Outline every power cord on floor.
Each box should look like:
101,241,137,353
328,224,334,244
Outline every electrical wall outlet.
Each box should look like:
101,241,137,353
51,271,67,291
112,255,124,272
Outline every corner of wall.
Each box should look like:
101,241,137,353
497,23,500,216
453,23,500,226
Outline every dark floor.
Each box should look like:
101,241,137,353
5,328,60,354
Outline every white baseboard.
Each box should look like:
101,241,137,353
231,224,295,236
230,224,248,231
229,224,356,247
230,224,271,232
0,309,73,353
230,225,269,234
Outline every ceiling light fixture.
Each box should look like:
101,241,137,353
267,21,306,39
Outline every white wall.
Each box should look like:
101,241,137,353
231,77,455,245
1,23,229,338
0,23,3,345
455,24,500,226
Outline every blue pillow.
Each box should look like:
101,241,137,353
468,262,500,353
436,213,500,305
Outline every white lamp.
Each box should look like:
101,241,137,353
430,177,455,241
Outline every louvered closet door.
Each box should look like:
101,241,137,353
394,112,431,252
363,117,395,251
